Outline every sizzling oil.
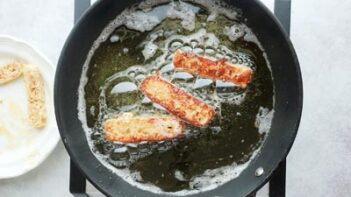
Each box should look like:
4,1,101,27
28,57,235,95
82,1,273,194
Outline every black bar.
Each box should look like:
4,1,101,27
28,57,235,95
70,159,89,197
269,160,286,197
270,1,290,196
74,0,91,24
274,0,291,35
71,1,91,196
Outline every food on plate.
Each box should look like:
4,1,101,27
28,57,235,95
103,113,184,143
140,75,215,127
173,49,252,88
23,64,47,128
0,62,23,85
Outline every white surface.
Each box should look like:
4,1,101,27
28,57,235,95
0,36,59,178
0,0,72,196
0,0,350,196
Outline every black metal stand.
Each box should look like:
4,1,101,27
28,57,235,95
269,160,286,197
267,1,291,196
70,160,88,197
69,0,291,196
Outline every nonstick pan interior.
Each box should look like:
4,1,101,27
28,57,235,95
55,0,302,196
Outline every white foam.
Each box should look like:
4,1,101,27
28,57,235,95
191,0,239,20
224,24,245,42
89,106,95,116
163,28,220,52
189,162,247,190
216,80,237,88
138,0,171,11
174,170,187,181
122,1,200,33
109,35,120,43
114,146,128,153
138,0,239,22
207,12,218,22
255,107,274,134
142,42,158,60
206,33,220,48
167,2,197,31
110,82,137,94
125,12,161,32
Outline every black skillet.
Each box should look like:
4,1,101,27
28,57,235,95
55,0,303,196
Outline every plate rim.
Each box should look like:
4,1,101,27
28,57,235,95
0,35,60,179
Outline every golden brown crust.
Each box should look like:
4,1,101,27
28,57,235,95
173,49,252,88
0,61,23,85
23,64,47,128
103,113,184,143
140,75,215,127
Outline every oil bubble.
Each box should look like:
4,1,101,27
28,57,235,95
159,63,174,74
169,40,184,52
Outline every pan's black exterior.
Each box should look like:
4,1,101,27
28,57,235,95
55,0,303,196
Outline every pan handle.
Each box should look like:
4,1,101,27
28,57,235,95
70,2,91,197
274,0,291,35
70,159,89,197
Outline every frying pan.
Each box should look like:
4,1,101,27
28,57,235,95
55,0,303,196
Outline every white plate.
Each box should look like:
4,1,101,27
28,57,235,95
0,35,59,179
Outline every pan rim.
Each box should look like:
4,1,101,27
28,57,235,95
55,0,303,196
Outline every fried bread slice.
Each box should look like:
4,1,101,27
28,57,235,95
173,49,252,88
23,64,47,128
103,113,184,143
140,75,215,127
0,62,23,85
